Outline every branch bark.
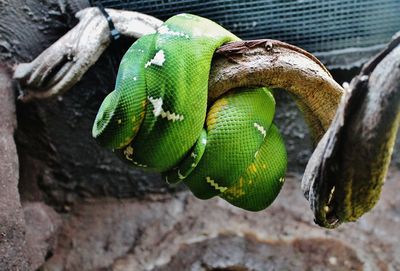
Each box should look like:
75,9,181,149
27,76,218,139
13,8,162,101
302,34,400,228
22,8,400,231
13,8,343,141
210,40,343,141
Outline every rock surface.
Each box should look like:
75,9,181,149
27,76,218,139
24,202,62,270
0,67,30,270
42,168,400,271
0,67,62,271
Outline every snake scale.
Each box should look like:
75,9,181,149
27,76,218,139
92,14,288,211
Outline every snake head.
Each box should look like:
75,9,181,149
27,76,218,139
92,34,156,150
92,89,123,148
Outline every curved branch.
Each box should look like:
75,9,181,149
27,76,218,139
13,8,162,101
10,7,399,229
12,8,349,227
210,40,344,141
302,34,400,228
12,8,343,142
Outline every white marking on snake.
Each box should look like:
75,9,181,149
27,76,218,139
133,161,147,168
279,177,285,183
148,96,184,122
206,177,227,193
133,76,137,81
123,146,134,161
161,111,185,122
178,170,185,180
148,97,163,116
254,150,259,158
145,50,165,68
254,123,267,138
158,25,190,39
201,138,207,145
191,152,197,158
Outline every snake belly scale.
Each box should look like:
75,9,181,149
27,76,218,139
92,14,287,211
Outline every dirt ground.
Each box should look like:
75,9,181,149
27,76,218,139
38,168,400,271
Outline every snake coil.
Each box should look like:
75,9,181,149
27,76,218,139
92,14,287,211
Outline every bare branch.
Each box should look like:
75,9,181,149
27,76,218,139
9,6,400,230
302,34,400,228
11,8,351,227
210,39,344,141
13,8,162,101
12,9,342,142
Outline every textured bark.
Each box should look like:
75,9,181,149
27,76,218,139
210,40,343,142
13,7,162,101
302,35,400,228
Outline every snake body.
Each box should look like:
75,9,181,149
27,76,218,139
92,14,287,211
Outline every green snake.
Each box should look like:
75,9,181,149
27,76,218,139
92,14,287,211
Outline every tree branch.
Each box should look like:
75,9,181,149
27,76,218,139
14,5,399,230
13,10,344,142
13,8,162,101
210,40,343,141
302,34,400,228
